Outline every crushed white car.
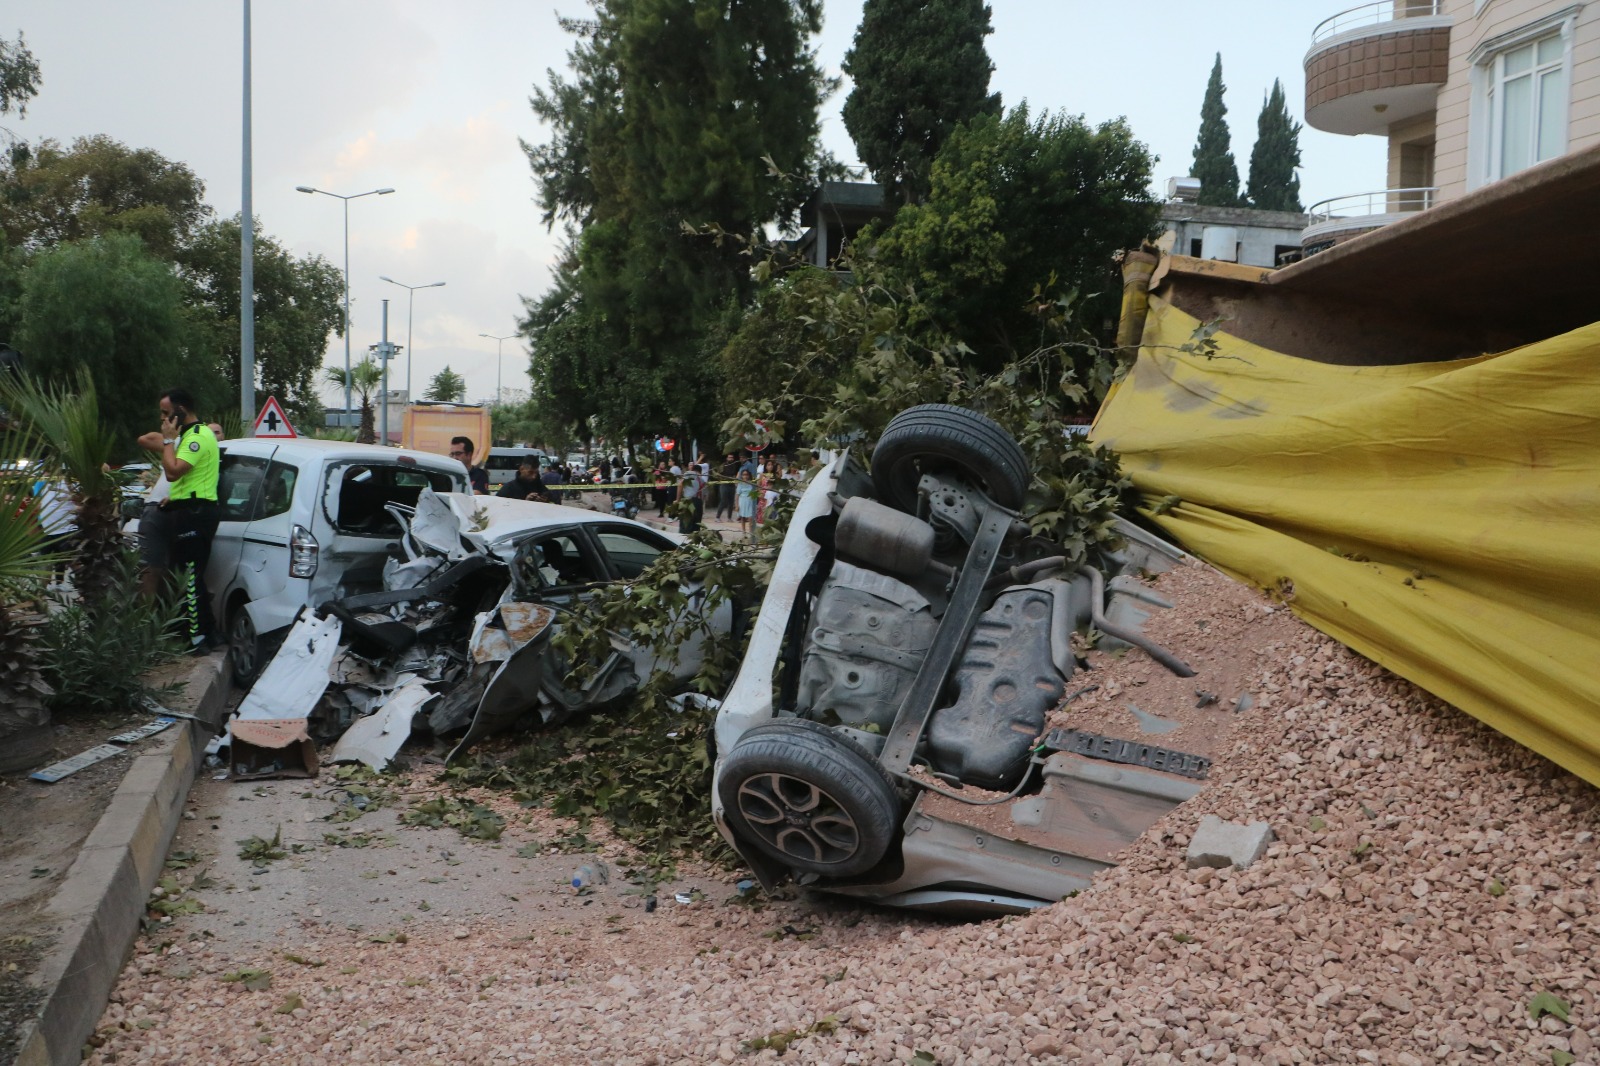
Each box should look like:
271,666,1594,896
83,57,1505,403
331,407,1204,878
225,489,731,770
711,405,1206,914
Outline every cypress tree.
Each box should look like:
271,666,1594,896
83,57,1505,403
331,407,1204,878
841,0,1002,204
1190,53,1242,208
1246,79,1304,212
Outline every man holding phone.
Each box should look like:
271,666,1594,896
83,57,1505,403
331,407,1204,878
146,387,221,653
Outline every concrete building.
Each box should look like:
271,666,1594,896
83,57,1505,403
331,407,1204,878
1302,0,1600,252
794,180,891,269
1158,176,1312,268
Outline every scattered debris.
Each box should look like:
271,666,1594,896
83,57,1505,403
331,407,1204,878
29,715,178,782
230,719,319,780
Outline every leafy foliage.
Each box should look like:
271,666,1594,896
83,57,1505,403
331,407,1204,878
0,30,40,121
322,357,383,444
1246,79,1304,212
36,553,184,715
0,135,211,259
2,369,132,602
447,530,776,868
522,0,833,443
868,104,1158,376
841,0,1000,205
178,215,343,427
1191,54,1242,208
424,365,466,403
12,232,213,451
400,796,505,841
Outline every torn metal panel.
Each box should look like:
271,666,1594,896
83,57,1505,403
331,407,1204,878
329,680,435,770
447,635,550,764
237,610,343,721
469,601,557,665
230,718,320,779
107,717,177,745
409,487,472,560
30,744,127,783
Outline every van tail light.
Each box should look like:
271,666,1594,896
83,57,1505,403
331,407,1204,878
290,524,319,578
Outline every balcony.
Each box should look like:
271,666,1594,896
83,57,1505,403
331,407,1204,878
1305,1,1452,136
1301,187,1438,255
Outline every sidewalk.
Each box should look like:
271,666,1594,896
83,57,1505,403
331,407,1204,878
12,654,228,1066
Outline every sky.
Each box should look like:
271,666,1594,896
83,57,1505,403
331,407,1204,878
7,1,1384,415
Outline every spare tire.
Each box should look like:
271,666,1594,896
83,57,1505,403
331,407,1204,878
718,719,900,878
870,404,1029,514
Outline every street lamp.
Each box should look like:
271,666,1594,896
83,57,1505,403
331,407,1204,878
479,332,518,406
379,276,445,404
295,184,395,424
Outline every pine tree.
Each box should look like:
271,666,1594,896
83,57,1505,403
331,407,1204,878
841,0,1002,204
524,0,831,442
1191,54,1242,208
1246,79,1304,212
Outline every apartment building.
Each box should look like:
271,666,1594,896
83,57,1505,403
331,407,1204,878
1302,0,1599,251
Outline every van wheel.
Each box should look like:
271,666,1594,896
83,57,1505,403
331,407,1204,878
228,605,282,689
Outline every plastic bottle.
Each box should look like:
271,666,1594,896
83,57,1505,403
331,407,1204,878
571,861,610,891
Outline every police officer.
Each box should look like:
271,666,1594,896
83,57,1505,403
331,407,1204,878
154,387,221,653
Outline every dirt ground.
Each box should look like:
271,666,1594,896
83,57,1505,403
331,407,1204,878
0,703,153,1064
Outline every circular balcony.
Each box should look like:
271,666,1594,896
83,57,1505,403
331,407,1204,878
1305,1,1452,136
1301,187,1438,254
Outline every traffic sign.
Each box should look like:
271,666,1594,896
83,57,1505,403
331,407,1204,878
252,395,298,439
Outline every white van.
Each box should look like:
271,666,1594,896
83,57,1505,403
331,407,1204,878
483,446,548,490
207,439,468,684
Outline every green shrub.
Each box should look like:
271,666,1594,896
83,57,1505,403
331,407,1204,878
38,552,185,715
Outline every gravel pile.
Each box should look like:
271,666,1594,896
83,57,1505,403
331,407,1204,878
89,563,1599,1065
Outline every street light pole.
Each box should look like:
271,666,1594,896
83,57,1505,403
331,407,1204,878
294,184,395,425
379,277,445,403
479,332,518,406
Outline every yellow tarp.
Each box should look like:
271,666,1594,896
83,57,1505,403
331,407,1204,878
1094,295,1600,786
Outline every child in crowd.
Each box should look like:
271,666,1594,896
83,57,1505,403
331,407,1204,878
735,469,757,541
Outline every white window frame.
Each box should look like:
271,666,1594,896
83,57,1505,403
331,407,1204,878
1467,7,1580,189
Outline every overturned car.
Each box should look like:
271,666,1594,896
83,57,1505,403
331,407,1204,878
711,405,1204,914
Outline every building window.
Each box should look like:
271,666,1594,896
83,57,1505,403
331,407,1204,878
1488,32,1567,179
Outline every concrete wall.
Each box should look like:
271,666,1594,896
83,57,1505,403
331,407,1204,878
1159,204,1311,269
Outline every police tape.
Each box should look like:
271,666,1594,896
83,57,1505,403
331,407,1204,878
540,478,794,492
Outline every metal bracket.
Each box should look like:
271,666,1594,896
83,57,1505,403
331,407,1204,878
878,504,1012,776
1042,728,1212,780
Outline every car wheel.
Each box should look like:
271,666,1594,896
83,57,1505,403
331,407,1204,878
870,404,1029,514
228,606,281,689
718,719,900,878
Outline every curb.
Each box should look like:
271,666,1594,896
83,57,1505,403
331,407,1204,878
14,653,229,1066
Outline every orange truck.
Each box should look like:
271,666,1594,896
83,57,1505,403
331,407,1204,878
400,402,493,459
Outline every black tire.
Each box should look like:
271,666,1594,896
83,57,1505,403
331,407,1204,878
228,605,283,689
870,404,1029,514
718,719,900,878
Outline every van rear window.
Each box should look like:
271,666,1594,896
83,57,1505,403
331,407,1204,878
326,462,464,535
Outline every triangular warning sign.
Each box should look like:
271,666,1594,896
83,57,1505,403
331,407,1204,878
252,395,298,439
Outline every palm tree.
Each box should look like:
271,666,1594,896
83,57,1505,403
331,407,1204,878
0,425,65,772
0,370,124,606
323,358,385,444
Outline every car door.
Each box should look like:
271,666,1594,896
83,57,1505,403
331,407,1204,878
584,522,731,680
207,449,273,620
233,456,300,603
508,528,608,608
